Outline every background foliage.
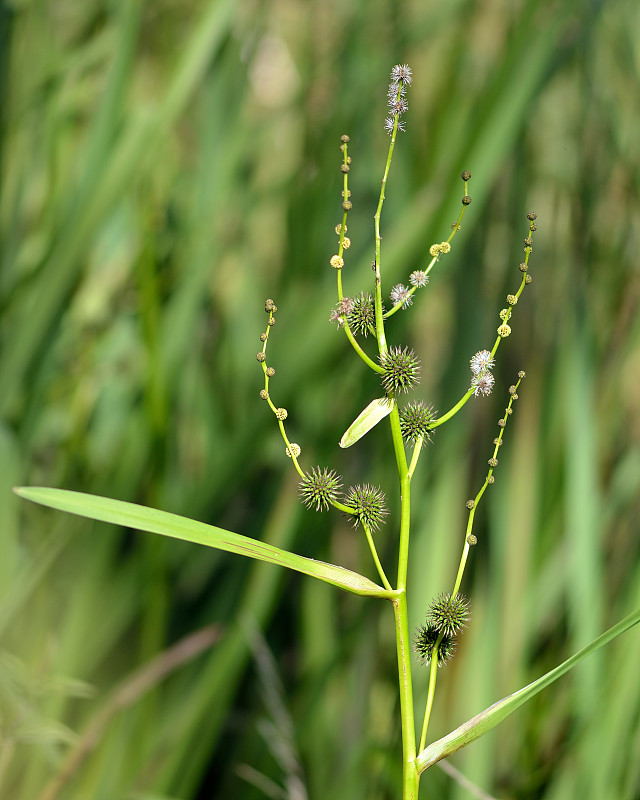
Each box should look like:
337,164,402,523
1,0,639,798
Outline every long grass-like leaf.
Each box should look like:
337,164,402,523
416,606,640,773
14,488,390,599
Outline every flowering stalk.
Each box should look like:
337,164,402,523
257,65,536,799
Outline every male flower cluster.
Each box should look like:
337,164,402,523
384,64,412,136
469,349,495,397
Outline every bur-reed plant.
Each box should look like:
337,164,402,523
15,65,640,800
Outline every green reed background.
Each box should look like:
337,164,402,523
1,1,639,798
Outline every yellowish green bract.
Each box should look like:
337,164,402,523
339,397,394,448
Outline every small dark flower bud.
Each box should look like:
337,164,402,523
530,223,537,231
466,500,475,509
487,475,495,484
260,332,267,342
340,134,350,143
519,262,527,272
259,389,269,400
527,211,537,220
266,367,275,377
488,457,498,467
256,352,266,362
340,164,350,173
525,275,532,284
518,370,526,379
524,237,533,247
265,299,275,312
342,201,353,211
461,170,471,181
267,317,276,326
462,195,472,205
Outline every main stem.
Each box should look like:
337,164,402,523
389,405,419,798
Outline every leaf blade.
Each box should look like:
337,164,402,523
339,397,394,449
416,606,640,773
14,487,390,598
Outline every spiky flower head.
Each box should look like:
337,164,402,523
427,592,470,637
471,371,495,397
413,624,457,667
391,64,413,85
344,484,388,532
286,444,301,458
384,117,406,135
390,283,412,309
409,270,429,288
347,291,376,337
379,346,421,395
469,350,495,375
299,467,343,512
399,400,437,446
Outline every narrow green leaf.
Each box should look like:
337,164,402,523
339,397,394,449
416,606,640,773
13,488,391,599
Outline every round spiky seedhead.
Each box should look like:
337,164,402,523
497,324,511,338
471,371,495,397
428,592,470,637
413,624,457,667
340,134,350,143
399,400,436,446
527,211,537,221
390,283,412,308
461,170,471,181
462,195,472,205
330,255,344,269
409,270,429,288
256,352,266,362
344,484,388,532
266,366,276,377
259,389,269,400
265,299,276,312
299,467,343,512
286,444,301,458
347,291,376,337
275,408,288,420
379,346,421,395
469,350,494,375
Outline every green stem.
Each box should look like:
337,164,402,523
419,644,441,752
430,387,475,429
392,593,419,800
364,523,393,591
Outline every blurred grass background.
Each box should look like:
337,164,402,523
1,0,639,798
